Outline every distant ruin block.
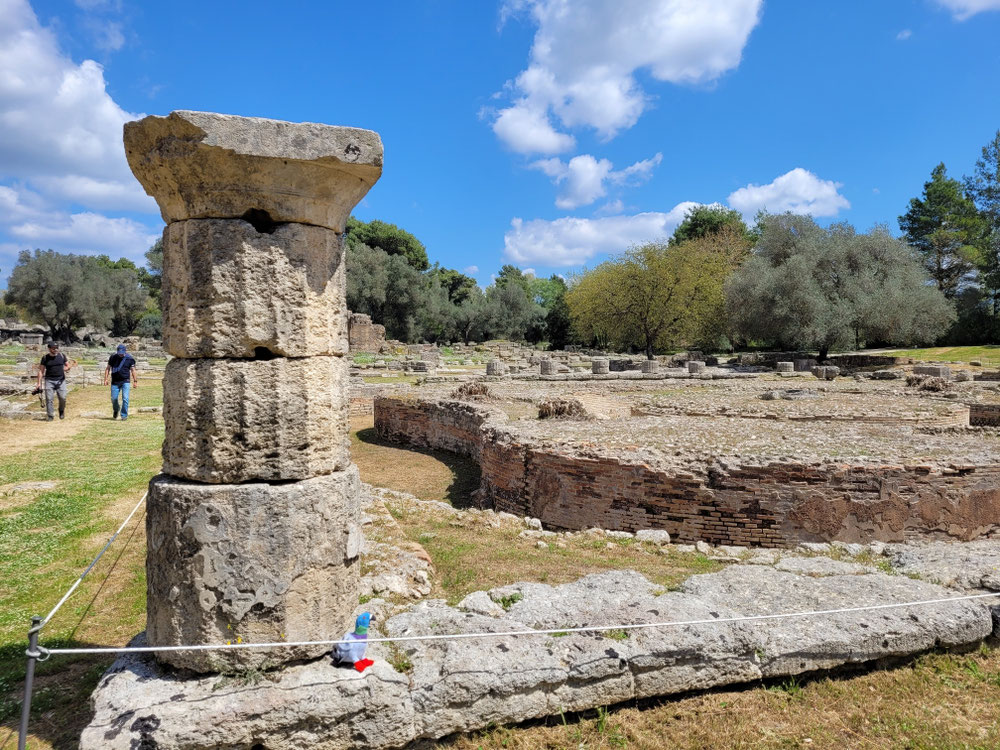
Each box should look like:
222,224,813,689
124,111,382,231
162,356,350,483
347,312,386,353
162,219,347,358
640,360,659,374
146,467,362,673
688,361,706,374
811,366,840,380
540,359,558,375
776,361,794,373
486,360,507,376
794,359,815,372
913,364,952,380
592,358,610,375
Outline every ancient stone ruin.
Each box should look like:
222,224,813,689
123,111,382,671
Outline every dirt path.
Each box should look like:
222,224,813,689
0,384,117,456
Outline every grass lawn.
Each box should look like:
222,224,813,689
882,345,1000,366
2,403,999,748
0,379,164,749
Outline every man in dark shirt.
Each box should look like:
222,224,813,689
104,344,138,420
36,341,76,421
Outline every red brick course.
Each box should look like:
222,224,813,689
375,396,1000,547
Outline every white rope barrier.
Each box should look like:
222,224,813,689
31,492,147,634
38,590,1000,657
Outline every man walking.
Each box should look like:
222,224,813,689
36,341,75,421
104,344,138,420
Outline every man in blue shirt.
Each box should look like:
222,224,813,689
104,344,138,420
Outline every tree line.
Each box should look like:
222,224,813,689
2,129,997,352
2,244,162,341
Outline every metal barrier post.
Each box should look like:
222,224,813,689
18,616,42,750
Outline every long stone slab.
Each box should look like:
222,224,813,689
163,355,349,482
124,111,383,231
146,467,362,673
82,566,993,748
162,219,347,358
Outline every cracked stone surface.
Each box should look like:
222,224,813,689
146,467,362,673
124,110,382,231
886,540,1000,590
162,219,348,358
83,566,993,748
162,355,349,482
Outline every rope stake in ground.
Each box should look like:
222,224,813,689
36,590,1000,658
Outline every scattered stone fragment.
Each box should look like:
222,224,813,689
636,529,671,545
886,540,1000,590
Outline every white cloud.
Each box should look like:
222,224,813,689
531,152,662,209
0,0,152,212
595,199,625,216
935,0,1000,20
33,175,156,212
727,168,850,219
494,0,763,152
523,267,536,276
503,202,698,267
9,212,160,258
896,29,912,40
91,20,125,52
492,102,575,154
0,0,161,287
463,265,479,275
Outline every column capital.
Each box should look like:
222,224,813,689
124,111,382,232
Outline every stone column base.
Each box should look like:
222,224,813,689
146,466,362,673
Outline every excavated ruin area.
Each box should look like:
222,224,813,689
375,375,1000,547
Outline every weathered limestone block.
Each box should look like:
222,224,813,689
687,361,706,374
914,364,952,380
124,111,383,231
592,358,610,375
776,361,794,373
82,567,994,748
146,467,362,672
486,360,506,376
794,358,816,372
163,356,349,482
162,219,347,358
539,359,558,375
640,359,659,374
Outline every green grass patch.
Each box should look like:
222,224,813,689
881,345,1000,365
0,382,163,741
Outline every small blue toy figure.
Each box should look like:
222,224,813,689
334,612,374,672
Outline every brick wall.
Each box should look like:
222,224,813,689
375,397,1000,547
350,382,413,416
970,404,1000,427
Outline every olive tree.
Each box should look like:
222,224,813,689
727,214,955,359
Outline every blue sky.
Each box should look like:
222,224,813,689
2,0,1000,290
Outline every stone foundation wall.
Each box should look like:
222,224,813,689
348,313,386,353
349,381,413,416
375,396,1000,547
970,404,1000,426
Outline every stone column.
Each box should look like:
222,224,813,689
125,111,382,673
